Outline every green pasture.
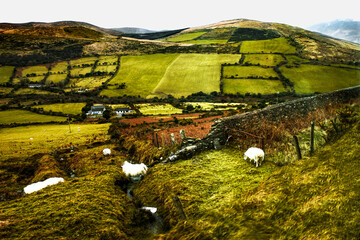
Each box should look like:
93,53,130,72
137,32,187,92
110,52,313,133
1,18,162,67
223,78,285,94
0,110,67,125
284,55,310,66
135,103,182,115
32,103,86,115
198,28,235,40
243,54,285,66
28,76,45,82
240,37,297,54
0,66,14,84
13,88,59,95
70,67,93,77
184,102,245,111
223,65,278,78
21,66,48,77
0,87,13,95
280,65,360,93
50,61,68,74
182,39,228,44
98,55,118,64
95,65,117,73
69,76,110,88
150,54,241,98
103,54,180,97
70,57,97,67
164,31,207,42
46,74,67,84
0,123,110,159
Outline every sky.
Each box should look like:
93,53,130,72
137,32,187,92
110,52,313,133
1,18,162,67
1,0,359,30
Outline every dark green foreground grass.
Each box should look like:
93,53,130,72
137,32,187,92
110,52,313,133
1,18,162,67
135,114,360,239
1,106,359,239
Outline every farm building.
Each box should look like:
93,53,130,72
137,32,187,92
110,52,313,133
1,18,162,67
86,105,105,117
114,107,132,117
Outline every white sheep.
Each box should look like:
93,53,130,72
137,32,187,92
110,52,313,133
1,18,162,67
103,148,111,156
23,177,64,194
244,147,265,167
121,161,148,177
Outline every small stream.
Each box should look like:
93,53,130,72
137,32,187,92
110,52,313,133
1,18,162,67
126,177,166,235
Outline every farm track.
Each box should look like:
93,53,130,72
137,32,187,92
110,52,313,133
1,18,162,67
150,54,181,96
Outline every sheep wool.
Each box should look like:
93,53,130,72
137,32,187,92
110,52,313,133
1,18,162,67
244,147,265,167
103,148,111,156
122,161,148,177
24,177,64,194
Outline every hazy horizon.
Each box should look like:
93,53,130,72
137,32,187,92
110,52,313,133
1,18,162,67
1,0,359,31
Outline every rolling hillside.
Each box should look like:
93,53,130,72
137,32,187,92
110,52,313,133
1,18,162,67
0,19,359,97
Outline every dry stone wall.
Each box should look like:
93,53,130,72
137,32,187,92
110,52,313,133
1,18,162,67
163,86,360,163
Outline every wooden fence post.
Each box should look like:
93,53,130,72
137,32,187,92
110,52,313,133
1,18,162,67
154,132,159,147
180,129,186,142
310,121,315,156
293,135,302,160
161,133,165,146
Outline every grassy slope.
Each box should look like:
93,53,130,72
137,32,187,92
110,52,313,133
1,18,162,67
102,54,179,98
32,103,86,115
135,114,360,239
0,66,14,84
0,123,110,159
150,54,241,98
280,65,360,93
0,110,67,125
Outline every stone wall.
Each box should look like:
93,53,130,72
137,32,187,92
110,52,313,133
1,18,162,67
163,86,360,163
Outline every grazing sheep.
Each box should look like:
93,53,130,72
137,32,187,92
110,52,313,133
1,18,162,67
24,177,64,194
103,148,111,156
244,147,265,167
122,161,148,177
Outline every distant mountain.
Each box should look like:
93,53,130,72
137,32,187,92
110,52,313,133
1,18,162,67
111,27,154,34
307,19,360,44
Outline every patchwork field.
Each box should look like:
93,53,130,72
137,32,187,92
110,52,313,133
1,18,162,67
184,102,245,111
0,87,13,95
50,61,68,74
240,37,297,54
149,54,241,98
243,54,285,66
103,54,180,97
69,76,110,89
0,66,14,84
280,65,360,93
223,79,285,94
70,57,97,67
13,88,59,95
21,66,48,77
164,31,207,42
223,65,278,79
70,67,93,77
46,74,68,84
0,110,67,125
0,123,110,158
135,103,182,115
32,103,86,115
